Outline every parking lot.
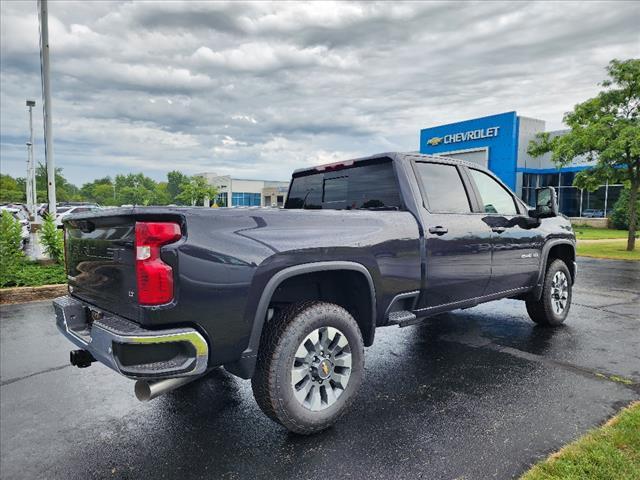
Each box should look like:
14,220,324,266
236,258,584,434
1,257,638,479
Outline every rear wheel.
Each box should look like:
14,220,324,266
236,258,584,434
251,301,364,434
526,259,572,326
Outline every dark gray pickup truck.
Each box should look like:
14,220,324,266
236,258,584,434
54,152,576,434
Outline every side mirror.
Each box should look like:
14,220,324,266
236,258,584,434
532,186,558,218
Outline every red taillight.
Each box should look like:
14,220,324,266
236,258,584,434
135,222,181,305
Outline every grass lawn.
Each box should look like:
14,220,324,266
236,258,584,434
573,226,632,240
577,241,640,261
521,402,640,480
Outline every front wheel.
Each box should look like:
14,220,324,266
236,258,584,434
251,301,364,434
526,259,572,326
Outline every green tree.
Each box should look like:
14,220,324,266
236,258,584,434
80,176,114,204
0,174,25,202
528,58,640,251
114,173,158,205
610,187,640,230
176,176,218,206
114,173,157,192
118,185,154,205
92,183,117,205
167,170,189,201
36,164,81,202
153,182,171,205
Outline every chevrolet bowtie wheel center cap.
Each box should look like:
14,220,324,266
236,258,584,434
290,326,352,411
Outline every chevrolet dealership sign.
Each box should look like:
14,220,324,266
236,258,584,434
426,126,500,147
420,112,518,189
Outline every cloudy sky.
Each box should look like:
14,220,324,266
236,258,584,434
1,1,638,186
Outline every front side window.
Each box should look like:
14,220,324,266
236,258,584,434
415,162,471,213
469,169,517,215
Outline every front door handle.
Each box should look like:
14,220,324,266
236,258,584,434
492,227,506,234
429,226,448,235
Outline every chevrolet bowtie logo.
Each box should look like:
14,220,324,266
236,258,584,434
426,136,443,146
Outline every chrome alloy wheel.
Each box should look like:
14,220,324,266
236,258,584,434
550,270,569,315
290,326,352,411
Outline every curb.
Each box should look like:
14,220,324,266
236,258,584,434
0,284,67,305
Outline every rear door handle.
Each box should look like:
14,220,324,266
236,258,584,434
428,226,448,235
492,227,506,234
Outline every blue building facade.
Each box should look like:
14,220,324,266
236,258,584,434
420,111,520,190
419,112,621,217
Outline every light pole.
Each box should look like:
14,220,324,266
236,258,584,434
26,100,37,218
38,0,56,216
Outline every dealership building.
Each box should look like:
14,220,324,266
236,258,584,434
420,111,622,217
197,172,289,207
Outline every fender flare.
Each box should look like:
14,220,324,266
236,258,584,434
225,261,376,379
531,239,576,300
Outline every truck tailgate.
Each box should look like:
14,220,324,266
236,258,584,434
65,215,139,319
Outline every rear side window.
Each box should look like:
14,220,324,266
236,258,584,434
415,162,471,213
469,169,517,215
285,159,402,210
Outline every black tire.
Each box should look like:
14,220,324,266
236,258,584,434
526,259,572,326
251,301,364,435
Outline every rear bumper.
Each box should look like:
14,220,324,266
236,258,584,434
53,295,208,380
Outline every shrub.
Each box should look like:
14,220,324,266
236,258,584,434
41,213,64,263
609,188,640,230
1,211,67,288
0,210,26,287
10,262,67,286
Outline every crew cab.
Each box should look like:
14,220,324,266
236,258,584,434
53,152,576,434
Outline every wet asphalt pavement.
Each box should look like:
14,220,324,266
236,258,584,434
1,257,639,480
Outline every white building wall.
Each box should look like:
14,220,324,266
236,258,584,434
230,179,264,193
517,116,546,170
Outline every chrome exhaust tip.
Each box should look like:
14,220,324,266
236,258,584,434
134,376,199,402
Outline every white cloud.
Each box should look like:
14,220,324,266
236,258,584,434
231,114,258,124
192,42,355,73
0,1,638,186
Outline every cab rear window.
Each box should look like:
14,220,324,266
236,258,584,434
285,158,402,210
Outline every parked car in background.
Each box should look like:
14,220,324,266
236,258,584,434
0,206,31,247
55,204,100,228
582,209,604,218
2,203,31,219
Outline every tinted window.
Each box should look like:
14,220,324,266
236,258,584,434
415,162,471,213
539,173,559,187
285,174,323,209
285,159,401,210
323,176,348,203
469,169,517,215
561,172,575,186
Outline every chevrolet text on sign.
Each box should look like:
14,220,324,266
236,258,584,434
427,126,500,146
